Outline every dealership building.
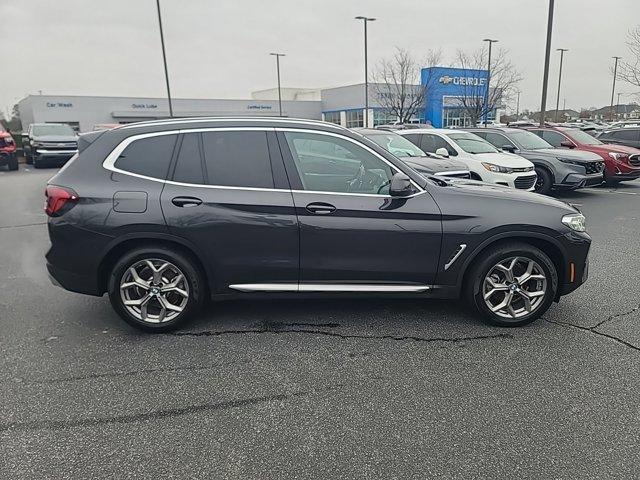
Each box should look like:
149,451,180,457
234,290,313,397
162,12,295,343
17,66,498,132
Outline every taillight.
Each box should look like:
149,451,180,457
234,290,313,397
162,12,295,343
45,185,79,217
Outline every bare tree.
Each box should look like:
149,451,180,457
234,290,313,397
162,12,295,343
372,48,442,124
452,47,522,125
617,26,640,89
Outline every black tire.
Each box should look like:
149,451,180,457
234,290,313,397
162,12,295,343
7,155,19,171
464,242,558,327
534,167,553,195
604,176,620,187
108,245,206,332
25,152,33,165
33,156,43,169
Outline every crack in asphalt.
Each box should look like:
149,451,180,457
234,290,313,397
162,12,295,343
545,315,640,353
0,221,47,230
0,384,343,433
169,327,513,344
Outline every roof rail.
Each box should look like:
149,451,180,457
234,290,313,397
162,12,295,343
118,116,337,130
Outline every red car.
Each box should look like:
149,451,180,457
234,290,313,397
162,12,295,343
0,124,18,171
525,126,640,185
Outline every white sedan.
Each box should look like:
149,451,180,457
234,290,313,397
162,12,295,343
397,129,538,191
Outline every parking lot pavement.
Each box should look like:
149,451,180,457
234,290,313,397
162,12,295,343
1,164,639,479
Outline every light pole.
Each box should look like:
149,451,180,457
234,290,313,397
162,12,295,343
610,56,622,121
515,90,521,118
155,0,173,118
539,0,555,126
482,38,498,127
355,16,376,127
554,48,568,122
270,53,286,117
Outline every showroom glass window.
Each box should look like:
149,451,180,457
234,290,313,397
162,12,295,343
323,112,341,125
284,131,394,195
114,134,178,179
201,131,274,188
373,110,397,126
345,110,364,128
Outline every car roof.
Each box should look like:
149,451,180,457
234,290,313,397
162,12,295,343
466,127,527,134
352,128,390,135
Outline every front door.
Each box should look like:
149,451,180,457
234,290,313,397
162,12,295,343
161,128,299,292
277,129,442,289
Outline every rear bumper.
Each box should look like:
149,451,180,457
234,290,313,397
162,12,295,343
47,262,102,296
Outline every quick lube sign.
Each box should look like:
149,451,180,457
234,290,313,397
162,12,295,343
421,67,489,127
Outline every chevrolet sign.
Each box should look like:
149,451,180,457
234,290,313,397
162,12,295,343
438,75,486,86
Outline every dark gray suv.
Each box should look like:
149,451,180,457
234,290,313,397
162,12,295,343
45,117,591,331
468,128,604,195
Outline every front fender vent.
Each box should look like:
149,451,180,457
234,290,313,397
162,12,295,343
444,244,467,271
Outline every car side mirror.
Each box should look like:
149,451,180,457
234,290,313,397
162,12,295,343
389,172,414,197
502,144,517,153
435,147,449,157
560,140,575,149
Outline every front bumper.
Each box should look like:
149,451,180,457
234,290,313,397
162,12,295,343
556,172,604,189
557,230,591,297
34,149,77,165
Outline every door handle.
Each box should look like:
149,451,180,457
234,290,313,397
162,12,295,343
306,202,336,215
171,196,203,208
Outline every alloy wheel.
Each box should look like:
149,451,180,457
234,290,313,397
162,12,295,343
482,256,547,319
119,258,189,323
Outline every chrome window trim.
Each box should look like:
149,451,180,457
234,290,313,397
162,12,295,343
102,126,426,198
229,283,431,293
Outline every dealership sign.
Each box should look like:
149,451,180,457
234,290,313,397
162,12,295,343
46,102,73,108
438,75,486,86
131,103,158,109
247,104,273,110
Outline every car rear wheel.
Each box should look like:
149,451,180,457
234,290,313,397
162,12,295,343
465,242,558,327
108,246,205,332
534,167,552,195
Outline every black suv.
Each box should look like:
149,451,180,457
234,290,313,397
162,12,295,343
46,118,591,331
467,127,605,194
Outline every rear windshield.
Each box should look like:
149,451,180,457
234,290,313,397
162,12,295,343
32,124,75,136
447,133,498,154
365,132,427,158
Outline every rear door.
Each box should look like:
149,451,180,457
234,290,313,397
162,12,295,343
605,129,640,148
161,128,299,292
277,129,442,288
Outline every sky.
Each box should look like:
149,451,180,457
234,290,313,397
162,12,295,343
1,0,639,118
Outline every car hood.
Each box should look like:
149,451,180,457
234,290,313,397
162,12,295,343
439,177,578,211
589,143,640,155
528,148,602,162
403,156,468,174
33,134,78,142
473,151,534,168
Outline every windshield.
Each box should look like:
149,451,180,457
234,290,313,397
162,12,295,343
563,128,603,145
508,130,553,150
32,124,75,136
447,133,498,154
365,132,427,157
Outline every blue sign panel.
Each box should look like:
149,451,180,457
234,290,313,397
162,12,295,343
420,67,489,127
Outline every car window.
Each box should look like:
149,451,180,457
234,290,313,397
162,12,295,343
539,130,567,147
483,132,515,149
610,129,640,141
563,128,603,145
421,134,458,156
402,133,422,148
284,131,394,195
114,134,178,180
447,133,498,154
172,133,204,184
32,124,76,136
364,132,427,158
201,131,274,189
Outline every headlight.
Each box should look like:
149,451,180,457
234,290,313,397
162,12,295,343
556,157,582,166
32,141,42,147
608,152,627,161
562,213,586,232
481,162,512,174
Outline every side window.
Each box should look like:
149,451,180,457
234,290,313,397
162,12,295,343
429,134,457,156
114,134,177,179
402,133,421,148
541,130,566,147
172,133,204,184
612,129,640,141
201,131,274,188
485,132,514,149
284,131,394,195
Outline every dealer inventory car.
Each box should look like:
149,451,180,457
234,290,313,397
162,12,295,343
467,127,604,194
525,126,640,185
356,128,470,179
597,127,640,150
397,129,538,190
22,123,78,168
0,124,18,171
46,117,590,332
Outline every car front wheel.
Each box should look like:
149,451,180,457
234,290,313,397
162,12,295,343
534,167,552,195
108,246,206,332
465,243,558,327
